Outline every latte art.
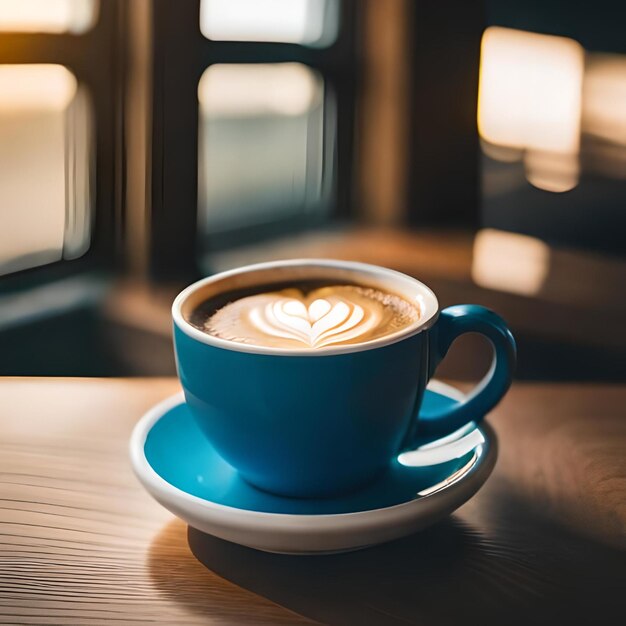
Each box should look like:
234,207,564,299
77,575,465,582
249,294,371,348
203,285,421,349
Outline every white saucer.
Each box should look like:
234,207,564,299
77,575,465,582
130,380,497,554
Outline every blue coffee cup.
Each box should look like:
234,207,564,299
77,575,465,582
173,259,516,498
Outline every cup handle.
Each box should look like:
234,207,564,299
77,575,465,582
417,304,516,438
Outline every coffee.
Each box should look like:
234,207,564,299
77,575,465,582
191,279,421,350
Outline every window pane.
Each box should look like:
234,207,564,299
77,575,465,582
478,27,584,193
478,28,626,256
200,0,339,46
0,65,94,276
198,63,333,235
0,0,98,34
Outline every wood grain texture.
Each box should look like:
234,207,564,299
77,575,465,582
0,378,312,625
0,378,624,625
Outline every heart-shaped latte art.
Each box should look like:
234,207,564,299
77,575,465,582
249,296,376,348
204,285,421,349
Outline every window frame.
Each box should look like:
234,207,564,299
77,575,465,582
149,0,359,279
406,0,483,228
0,0,123,293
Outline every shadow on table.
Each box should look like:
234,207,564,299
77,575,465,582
147,518,311,624
149,512,624,626
188,517,487,626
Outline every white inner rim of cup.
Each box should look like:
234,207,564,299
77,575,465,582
172,259,440,356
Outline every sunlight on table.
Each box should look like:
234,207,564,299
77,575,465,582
472,229,550,297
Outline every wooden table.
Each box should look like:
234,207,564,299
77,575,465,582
0,378,624,625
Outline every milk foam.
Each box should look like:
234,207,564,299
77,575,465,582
204,285,421,349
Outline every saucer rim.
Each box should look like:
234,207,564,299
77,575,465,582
130,380,496,527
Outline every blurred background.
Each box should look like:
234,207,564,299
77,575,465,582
0,0,624,381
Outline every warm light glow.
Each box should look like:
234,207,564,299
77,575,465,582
0,0,98,33
0,64,77,111
200,0,337,45
479,27,583,153
0,65,92,276
524,150,580,193
583,53,626,146
478,27,584,192
198,64,321,117
472,229,550,296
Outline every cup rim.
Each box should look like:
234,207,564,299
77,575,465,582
172,258,440,357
